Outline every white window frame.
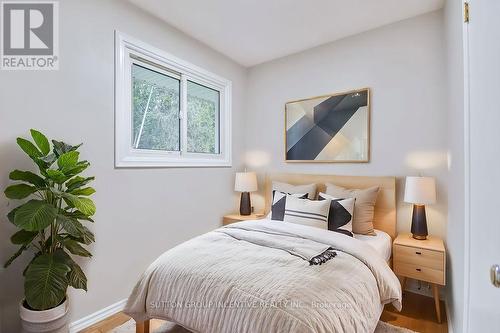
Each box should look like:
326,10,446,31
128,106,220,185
114,31,232,167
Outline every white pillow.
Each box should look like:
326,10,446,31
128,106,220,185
283,195,331,229
318,192,355,233
269,191,308,221
272,181,317,200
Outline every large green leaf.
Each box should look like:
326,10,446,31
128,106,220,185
33,158,49,176
24,251,70,310
76,225,95,245
46,169,68,184
56,214,94,244
9,170,45,187
23,253,40,276
7,206,19,224
52,140,82,157
14,200,57,232
57,151,79,169
56,214,83,237
17,138,42,158
70,187,95,196
58,251,87,291
74,197,95,216
62,161,89,177
62,193,95,216
30,129,50,156
66,176,94,192
62,197,74,210
68,263,87,291
3,244,29,268
4,184,37,199
11,229,37,245
63,239,92,257
64,210,94,222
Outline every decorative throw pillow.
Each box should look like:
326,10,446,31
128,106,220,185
270,191,308,221
283,195,331,229
318,192,355,235
325,183,380,236
272,181,317,200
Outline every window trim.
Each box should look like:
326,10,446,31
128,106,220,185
114,31,232,168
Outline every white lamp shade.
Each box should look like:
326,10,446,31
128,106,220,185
404,176,436,205
234,172,258,192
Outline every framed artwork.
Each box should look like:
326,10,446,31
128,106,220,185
285,88,370,163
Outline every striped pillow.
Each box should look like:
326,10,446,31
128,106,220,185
270,191,308,221
283,195,331,229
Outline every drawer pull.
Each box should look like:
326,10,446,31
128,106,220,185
416,268,422,272
415,251,422,255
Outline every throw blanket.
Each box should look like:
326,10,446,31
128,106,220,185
125,220,402,333
217,227,337,265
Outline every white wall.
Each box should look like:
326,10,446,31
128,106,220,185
444,0,466,331
244,11,448,240
0,0,247,331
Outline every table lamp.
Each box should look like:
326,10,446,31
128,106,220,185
234,172,258,215
404,176,436,240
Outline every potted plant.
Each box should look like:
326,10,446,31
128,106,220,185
3,129,96,333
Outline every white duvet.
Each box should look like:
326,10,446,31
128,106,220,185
125,220,401,333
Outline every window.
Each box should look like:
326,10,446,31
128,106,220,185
115,32,232,167
187,81,220,154
132,64,181,152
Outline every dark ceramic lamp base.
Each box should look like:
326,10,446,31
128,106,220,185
239,192,251,216
411,204,428,240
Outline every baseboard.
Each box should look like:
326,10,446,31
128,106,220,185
445,300,453,333
69,298,127,333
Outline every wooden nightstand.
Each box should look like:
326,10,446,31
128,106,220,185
222,213,265,225
393,233,446,323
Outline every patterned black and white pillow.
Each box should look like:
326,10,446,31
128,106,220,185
270,190,308,221
283,195,331,229
318,192,355,236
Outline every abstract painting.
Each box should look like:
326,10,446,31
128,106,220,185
285,88,370,162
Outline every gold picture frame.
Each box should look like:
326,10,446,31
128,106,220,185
285,87,370,163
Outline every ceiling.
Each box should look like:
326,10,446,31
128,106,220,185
128,0,445,67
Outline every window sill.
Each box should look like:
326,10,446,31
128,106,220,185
115,156,232,168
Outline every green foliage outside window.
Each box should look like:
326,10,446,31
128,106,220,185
131,64,219,154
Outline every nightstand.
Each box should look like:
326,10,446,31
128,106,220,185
393,233,446,323
222,213,265,226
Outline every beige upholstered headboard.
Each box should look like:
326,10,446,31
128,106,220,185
264,173,397,239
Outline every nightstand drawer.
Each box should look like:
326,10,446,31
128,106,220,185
394,262,445,285
393,244,444,270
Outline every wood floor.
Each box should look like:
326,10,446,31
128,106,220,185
81,312,130,333
81,292,448,333
381,291,448,333
81,314,172,333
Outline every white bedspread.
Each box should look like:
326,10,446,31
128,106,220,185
354,229,392,262
125,220,401,333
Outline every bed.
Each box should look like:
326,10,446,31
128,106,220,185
125,173,401,333
354,229,392,263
